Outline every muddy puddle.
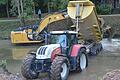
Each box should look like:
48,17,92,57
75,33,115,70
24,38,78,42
0,39,120,80
0,40,40,74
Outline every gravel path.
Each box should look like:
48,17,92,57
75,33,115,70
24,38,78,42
103,69,120,80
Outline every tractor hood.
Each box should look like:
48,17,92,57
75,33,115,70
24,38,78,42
36,44,60,59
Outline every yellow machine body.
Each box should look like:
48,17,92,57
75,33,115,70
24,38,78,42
67,0,103,42
11,13,65,44
11,31,41,44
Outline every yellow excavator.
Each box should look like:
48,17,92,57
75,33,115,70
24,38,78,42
11,12,68,44
11,0,111,44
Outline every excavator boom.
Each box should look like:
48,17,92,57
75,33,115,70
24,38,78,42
36,13,66,34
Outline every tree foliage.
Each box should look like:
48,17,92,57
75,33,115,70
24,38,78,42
10,0,34,18
50,0,69,11
10,0,18,16
23,0,34,16
0,0,7,5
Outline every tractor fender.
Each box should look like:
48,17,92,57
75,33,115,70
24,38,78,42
56,54,67,57
51,47,61,61
70,44,86,57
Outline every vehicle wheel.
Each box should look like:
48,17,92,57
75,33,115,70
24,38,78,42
50,56,70,80
21,54,38,79
99,43,103,51
89,47,98,56
78,48,88,72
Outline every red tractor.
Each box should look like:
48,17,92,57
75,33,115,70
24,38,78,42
21,31,88,80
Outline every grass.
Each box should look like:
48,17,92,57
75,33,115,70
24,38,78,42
0,20,37,39
0,21,21,39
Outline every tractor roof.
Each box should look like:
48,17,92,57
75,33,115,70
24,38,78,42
50,31,77,34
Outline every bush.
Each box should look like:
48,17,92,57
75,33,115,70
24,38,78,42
96,4,111,15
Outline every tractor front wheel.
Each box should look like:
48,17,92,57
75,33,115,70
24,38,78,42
21,54,38,79
50,56,70,80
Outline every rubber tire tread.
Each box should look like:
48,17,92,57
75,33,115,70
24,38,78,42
50,56,70,80
21,54,38,79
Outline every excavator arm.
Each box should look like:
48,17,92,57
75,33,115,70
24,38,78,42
36,13,67,34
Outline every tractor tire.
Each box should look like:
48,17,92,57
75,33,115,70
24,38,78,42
89,47,98,56
50,56,70,80
21,54,38,79
99,43,103,51
78,48,88,72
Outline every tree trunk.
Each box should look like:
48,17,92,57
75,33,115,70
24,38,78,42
20,0,25,26
17,0,21,17
17,0,22,25
33,4,36,18
6,0,9,18
48,2,51,13
114,0,116,8
20,0,23,14
31,0,35,18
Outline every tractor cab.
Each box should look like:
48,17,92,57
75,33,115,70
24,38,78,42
49,31,78,54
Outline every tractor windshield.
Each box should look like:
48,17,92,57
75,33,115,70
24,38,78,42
50,34,66,47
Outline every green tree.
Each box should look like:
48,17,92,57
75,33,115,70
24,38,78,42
10,0,34,17
23,0,34,17
10,0,35,25
0,0,9,18
46,0,69,12
0,0,7,4
10,0,19,16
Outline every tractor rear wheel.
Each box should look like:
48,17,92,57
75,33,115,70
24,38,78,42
79,48,88,72
50,56,70,80
21,54,38,79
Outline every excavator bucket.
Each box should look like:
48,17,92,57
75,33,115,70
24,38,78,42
67,0,104,42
